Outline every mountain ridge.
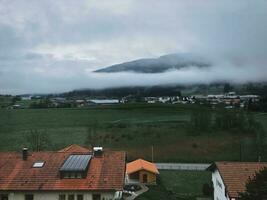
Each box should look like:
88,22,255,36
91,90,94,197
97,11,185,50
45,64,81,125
94,53,211,73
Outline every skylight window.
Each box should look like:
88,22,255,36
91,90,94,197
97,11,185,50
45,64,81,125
33,161,45,168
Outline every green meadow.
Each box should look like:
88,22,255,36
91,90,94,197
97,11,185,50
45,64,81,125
0,103,266,162
137,170,212,200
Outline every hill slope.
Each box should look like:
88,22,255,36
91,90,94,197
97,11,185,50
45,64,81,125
94,53,211,73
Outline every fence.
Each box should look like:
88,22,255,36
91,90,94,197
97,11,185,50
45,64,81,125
155,163,211,171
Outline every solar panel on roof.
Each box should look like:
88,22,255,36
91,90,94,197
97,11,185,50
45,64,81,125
60,155,92,172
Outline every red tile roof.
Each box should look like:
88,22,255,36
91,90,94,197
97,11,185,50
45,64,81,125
58,144,90,153
0,145,126,191
126,159,159,175
210,162,267,198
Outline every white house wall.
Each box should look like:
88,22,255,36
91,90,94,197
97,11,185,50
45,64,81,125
212,169,231,200
0,191,116,200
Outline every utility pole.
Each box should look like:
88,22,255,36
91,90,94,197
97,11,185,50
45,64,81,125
239,140,242,161
258,156,261,163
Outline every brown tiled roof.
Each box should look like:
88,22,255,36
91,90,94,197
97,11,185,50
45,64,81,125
0,145,126,191
212,162,267,198
126,159,159,175
58,144,90,153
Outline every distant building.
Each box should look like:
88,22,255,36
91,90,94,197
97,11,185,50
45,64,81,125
21,96,32,100
144,97,158,104
88,99,120,105
158,97,170,103
144,96,179,104
51,97,66,103
0,144,125,200
240,95,260,102
126,159,159,185
227,92,236,96
208,162,267,200
12,104,21,109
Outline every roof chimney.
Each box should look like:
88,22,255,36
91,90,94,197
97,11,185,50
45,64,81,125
93,147,103,157
22,148,28,161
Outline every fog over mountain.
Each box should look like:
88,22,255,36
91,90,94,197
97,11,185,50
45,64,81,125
0,0,267,94
95,53,211,73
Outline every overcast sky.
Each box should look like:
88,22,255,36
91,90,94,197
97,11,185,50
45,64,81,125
0,0,267,94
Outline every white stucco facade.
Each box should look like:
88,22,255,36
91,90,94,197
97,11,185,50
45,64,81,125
0,191,118,200
212,169,235,200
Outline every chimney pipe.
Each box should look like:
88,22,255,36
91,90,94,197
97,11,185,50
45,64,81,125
93,147,103,157
22,148,28,161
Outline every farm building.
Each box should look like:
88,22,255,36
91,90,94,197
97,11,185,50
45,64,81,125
208,162,267,200
126,159,159,184
0,145,126,200
87,99,119,105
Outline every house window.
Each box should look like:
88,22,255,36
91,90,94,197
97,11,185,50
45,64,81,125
59,194,66,200
70,172,75,178
62,172,83,179
68,194,74,200
0,194,8,200
216,179,222,189
62,172,69,178
25,194,33,200
92,194,101,200
77,194,83,200
76,173,82,178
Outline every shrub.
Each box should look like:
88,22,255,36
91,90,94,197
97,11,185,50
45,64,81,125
202,183,212,196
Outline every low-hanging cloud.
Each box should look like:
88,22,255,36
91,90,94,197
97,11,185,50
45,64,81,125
0,0,267,94
0,63,266,94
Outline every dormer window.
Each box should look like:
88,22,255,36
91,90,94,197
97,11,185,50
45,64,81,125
60,155,92,179
32,161,45,168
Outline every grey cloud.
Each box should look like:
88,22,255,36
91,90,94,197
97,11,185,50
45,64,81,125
1,64,266,95
0,0,266,94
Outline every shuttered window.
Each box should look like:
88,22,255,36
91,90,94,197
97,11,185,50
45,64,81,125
59,194,66,200
77,194,83,200
68,194,74,200
0,194,8,200
25,194,33,200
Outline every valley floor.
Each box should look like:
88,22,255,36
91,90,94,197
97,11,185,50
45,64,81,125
0,103,266,162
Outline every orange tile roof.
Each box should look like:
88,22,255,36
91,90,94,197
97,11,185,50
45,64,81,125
126,159,159,175
58,144,90,153
210,162,267,198
0,145,126,191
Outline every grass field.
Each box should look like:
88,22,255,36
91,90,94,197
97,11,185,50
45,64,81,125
136,170,212,200
0,96,12,108
0,103,266,162
255,113,267,132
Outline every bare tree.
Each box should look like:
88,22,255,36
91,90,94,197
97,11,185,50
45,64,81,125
26,129,50,151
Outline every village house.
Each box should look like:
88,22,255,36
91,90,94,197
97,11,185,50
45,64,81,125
75,100,86,107
126,159,159,184
208,162,267,200
194,92,260,108
144,97,158,104
0,145,126,200
144,96,180,104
